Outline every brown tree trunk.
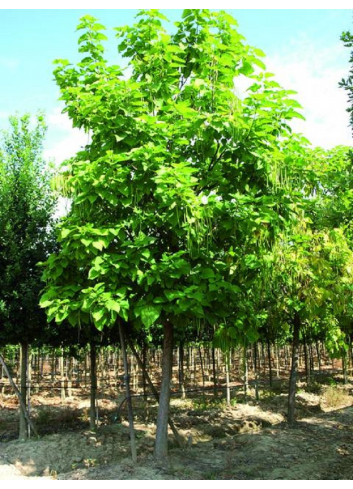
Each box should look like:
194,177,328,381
316,341,322,374
118,322,137,463
128,337,183,447
67,356,73,398
0,357,4,395
212,347,218,398
288,313,300,425
59,349,65,402
1,353,38,438
154,322,173,462
243,345,248,400
19,342,28,440
303,335,310,384
51,349,56,383
199,346,205,391
90,342,97,431
261,342,266,375
84,351,87,388
342,349,348,384
253,343,259,401
225,352,231,406
178,342,186,399
141,343,147,401
267,339,273,387
309,343,314,372
275,342,280,378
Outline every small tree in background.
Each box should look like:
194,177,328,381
340,30,353,134
0,113,57,439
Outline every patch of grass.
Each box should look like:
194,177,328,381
79,407,90,423
321,386,351,410
192,396,227,411
83,458,97,468
35,406,87,434
259,389,277,401
203,470,221,480
36,407,52,426
270,380,285,394
305,382,322,395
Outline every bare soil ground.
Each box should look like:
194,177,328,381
0,375,352,480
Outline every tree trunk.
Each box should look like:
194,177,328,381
142,343,148,401
316,341,321,374
0,353,38,438
19,342,28,440
303,336,310,384
275,342,280,378
128,337,183,447
225,352,231,406
118,322,137,463
288,313,300,425
309,343,314,373
51,349,55,383
40,349,44,379
212,347,218,398
267,339,273,387
261,342,266,375
0,357,4,395
178,342,186,399
198,346,205,391
89,342,97,431
192,347,196,386
253,343,259,401
342,350,348,384
243,345,248,400
66,356,72,398
154,322,173,462
59,349,65,402
27,348,32,436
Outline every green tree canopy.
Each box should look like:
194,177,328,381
40,9,309,458
0,113,57,346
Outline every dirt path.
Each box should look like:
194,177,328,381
0,379,352,479
0,456,37,480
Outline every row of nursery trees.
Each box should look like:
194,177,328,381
1,10,353,461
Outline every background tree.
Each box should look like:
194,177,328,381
0,113,57,439
340,30,353,134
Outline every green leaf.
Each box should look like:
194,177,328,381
92,239,106,251
200,268,214,279
139,305,162,328
60,228,72,239
92,308,105,322
106,299,120,313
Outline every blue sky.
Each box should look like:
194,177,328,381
0,9,352,164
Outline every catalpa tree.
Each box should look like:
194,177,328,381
40,9,304,459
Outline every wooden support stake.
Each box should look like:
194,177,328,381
0,354,39,438
118,323,137,463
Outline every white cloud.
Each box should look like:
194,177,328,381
44,38,353,168
43,130,88,164
54,197,72,219
0,56,19,70
264,35,352,149
43,107,89,164
0,111,10,121
47,106,76,132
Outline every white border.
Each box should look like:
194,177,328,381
2,2,353,9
